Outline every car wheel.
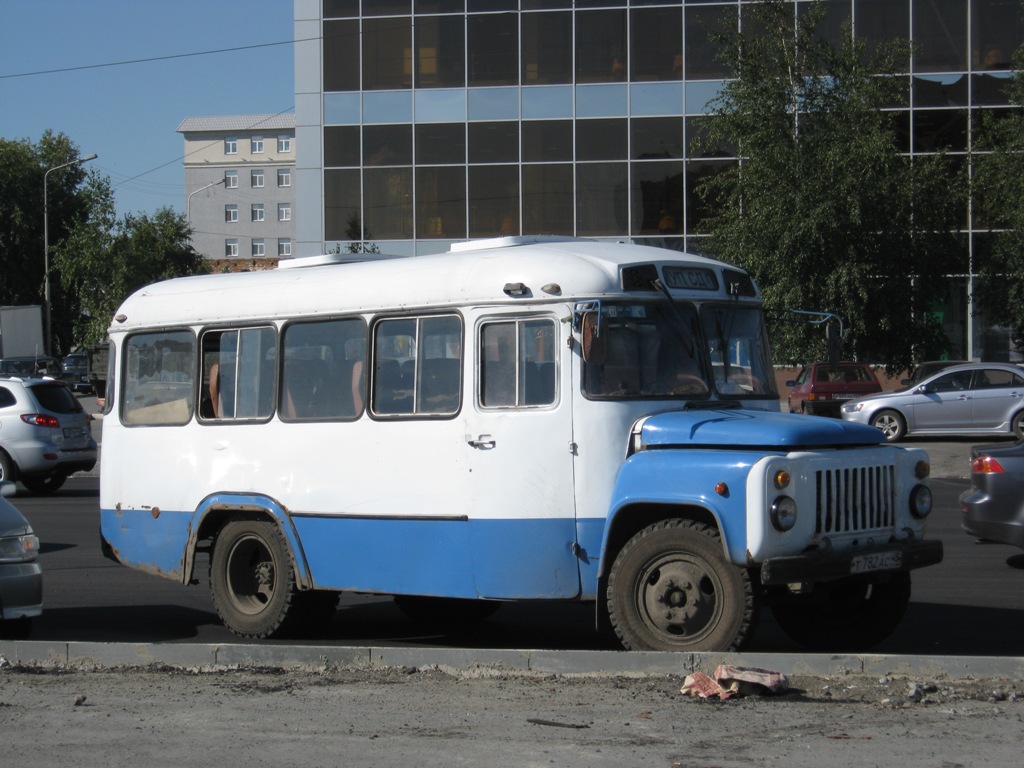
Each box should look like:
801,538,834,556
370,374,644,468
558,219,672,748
871,409,906,442
607,519,758,652
0,451,14,484
21,473,67,495
1012,411,1024,440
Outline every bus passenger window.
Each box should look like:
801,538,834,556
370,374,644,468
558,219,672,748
372,314,462,417
122,330,195,426
280,318,367,421
200,327,276,422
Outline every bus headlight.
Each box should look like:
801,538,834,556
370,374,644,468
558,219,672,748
770,496,798,532
910,484,933,519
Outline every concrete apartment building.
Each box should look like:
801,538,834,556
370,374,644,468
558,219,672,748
178,114,296,264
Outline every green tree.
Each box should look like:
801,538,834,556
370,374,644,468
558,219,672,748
699,0,966,371
973,40,1024,350
55,206,207,345
0,131,99,352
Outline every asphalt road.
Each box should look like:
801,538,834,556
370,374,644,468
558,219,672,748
10,440,1024,656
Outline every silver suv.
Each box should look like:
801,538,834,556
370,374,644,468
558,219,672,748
0,376,97,494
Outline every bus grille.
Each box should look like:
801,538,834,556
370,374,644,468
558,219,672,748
814,465,896,534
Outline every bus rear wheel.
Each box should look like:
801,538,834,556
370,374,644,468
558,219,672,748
210,518,301,639
607,519,757,652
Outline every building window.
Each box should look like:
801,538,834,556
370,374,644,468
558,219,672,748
278,238,292,257
278,203,291,222
252,204,265,222
225,239,238,257
277,169,291,187
224,171,238,188
252,239,265,257
251,170,264,188
225,204,238,223
225,138,237,155
252,136,265,154
278,136,292,153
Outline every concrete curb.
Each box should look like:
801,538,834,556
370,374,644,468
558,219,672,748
2,641,1022,680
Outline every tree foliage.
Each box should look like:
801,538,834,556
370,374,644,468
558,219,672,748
55,207,207,346
973,40,1024,350
0,131,206,351
0,131,98,352
699,0,967,371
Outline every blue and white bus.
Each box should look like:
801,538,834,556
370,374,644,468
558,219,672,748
98,237,941,651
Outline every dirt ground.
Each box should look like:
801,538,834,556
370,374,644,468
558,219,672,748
1,662,1020,767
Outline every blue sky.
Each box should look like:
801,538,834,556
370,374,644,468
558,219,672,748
0,0,295,219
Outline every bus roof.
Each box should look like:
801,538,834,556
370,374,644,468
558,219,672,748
110,238,758,332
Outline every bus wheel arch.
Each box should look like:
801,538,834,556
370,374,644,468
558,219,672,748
601,511,757,652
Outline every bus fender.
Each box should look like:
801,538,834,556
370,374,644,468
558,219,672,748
596,449,759,577
184,493,314,589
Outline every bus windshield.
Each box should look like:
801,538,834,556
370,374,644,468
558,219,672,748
582,301,776,400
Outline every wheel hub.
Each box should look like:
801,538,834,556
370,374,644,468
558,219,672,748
640,558,720,639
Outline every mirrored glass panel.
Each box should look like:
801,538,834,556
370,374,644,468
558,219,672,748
522,11,572,84
416,123,467,164
469,165,519,237
576,162,628,235
364,167,414,238
415,88,468,122
630,6,683,82
363,16,412,90
416,166,467,239
912,0,967,72
324,169,361,241
415,15,466,87
576,118,628,161
523,164,574,235
630,83,684,117
522,120,573,162
576,9,627,84
576,84,628,117
363,91,414,123
522,86,574,119
631,160,684,238
468,87,520,120
324,93,361,125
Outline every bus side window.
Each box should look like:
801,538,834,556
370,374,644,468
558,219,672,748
280,317,367,421
480,318,556,408
122,330,196,426
200,327,275,422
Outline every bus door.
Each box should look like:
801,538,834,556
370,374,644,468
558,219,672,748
464,314,580,598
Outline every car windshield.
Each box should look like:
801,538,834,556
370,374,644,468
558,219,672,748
582,301,776,400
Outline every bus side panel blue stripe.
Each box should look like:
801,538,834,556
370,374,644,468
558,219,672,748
295,516,582,599
101,508,192,581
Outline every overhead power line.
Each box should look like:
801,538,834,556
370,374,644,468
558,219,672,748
0,38,313,80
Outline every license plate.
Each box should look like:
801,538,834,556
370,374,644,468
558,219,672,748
850,550,902,574
834,394,857,400
63,427,85,439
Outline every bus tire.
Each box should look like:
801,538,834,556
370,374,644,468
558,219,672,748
607,519,757,652
210,518,301,639
771,572,911,652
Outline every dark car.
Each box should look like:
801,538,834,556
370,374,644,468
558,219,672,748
0,356,60,378
786,362,883,417
960,441,1024,551
901,360,968,388
60,352,91,393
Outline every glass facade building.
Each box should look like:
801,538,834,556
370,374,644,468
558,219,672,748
294,0,1024,358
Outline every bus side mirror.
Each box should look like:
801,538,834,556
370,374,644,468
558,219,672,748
581,312,607,364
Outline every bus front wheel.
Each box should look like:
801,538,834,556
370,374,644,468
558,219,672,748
607,519,757,652
210,518,301,639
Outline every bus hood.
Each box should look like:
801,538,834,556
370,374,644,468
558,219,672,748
634,408,886,450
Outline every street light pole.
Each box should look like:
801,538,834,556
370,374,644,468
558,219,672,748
43,153,97,356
